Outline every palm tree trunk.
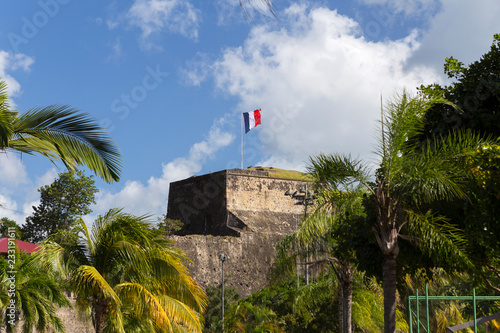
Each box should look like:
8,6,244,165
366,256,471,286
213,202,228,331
338,283,344,333
342,265,354,333
93,299,109,333
383,256,398,333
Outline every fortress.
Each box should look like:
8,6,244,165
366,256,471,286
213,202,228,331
167,167,311,296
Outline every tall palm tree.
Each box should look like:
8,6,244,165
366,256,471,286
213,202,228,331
36,208,207,333
0,250,70,332
294,200,365,333
308,91,491,333
0,80,121,183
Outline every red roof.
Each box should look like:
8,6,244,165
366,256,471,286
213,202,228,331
0,238,41,254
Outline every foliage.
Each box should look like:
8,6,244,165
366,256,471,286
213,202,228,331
0,217,22,239
245,275,337,333
157,214,184,234
21,171,98,244
465,144,500,196
246,270,406,333
203,282,240,333
36,208,207,333
419,34,500,295
304,91,493,333
404,268,500,332
0,251,69,332
419,34,500,139
224,301,284,333
0,79,121,183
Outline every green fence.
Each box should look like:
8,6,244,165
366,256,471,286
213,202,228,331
408,285,500,333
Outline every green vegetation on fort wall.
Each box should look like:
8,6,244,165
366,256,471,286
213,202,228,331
246,166,313,181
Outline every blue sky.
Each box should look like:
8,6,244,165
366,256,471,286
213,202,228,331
1,0,499,224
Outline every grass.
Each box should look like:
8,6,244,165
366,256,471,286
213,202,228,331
246,166,313,181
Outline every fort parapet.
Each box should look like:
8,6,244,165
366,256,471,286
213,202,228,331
167,168,310,296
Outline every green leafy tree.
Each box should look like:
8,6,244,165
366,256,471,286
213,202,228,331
0,79,121,183
419,34,500,294
22,170,98,243
307,91,492,333
0,217,22,239
0,251,69,332
203,283,240,333
156,214,184,235
419,34,500,139
37,208,207,333
224,301,284,333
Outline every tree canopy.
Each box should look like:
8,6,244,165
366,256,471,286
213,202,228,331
36,209,207,333
22,171,98,244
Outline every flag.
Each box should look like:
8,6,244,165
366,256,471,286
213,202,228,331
243,109,261,133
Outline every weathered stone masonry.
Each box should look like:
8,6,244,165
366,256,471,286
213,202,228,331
167,168,309,296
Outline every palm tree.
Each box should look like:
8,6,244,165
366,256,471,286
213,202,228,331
294,184,366,333
308,91,491,333
0,79,121,183
0,250,70,332
36,208,207,333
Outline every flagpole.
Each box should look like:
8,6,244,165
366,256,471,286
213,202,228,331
241,113,243,169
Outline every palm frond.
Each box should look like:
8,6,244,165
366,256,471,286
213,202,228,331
115,282,174,332
11,105,121,182
72,265,121,306
308,153,372,193
404,210,472,269
376,90,459,183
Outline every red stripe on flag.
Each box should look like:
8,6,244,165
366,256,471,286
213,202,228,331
254,109,261,126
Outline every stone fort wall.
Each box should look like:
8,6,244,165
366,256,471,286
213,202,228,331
167,168,309,296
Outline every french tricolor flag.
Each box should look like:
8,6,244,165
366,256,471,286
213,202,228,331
243,109,261,133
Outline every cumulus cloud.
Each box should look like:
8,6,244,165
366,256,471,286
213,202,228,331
204,4,441,169
0,154,29,186
114,0,201,49
409,0,500,73
94,117,235,217
0,155,57,224
0,51,34,101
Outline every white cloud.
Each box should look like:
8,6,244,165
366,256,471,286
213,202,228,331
0,154,29,186
409,0,500,73
358,0,440,16
180,52,211,86
122,0,201,49
0,51,34,100
206,4,441,170
0,154,56,224
106,37,123,63
0,194,21,222
94,117,235,217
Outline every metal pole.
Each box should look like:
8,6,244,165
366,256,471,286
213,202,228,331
473,288,477,333
219,253,229,332
409,296,413,333
426,284,430,332
241,113,243,169
416,289,420,333
304,184,309,286
221,259,225,332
